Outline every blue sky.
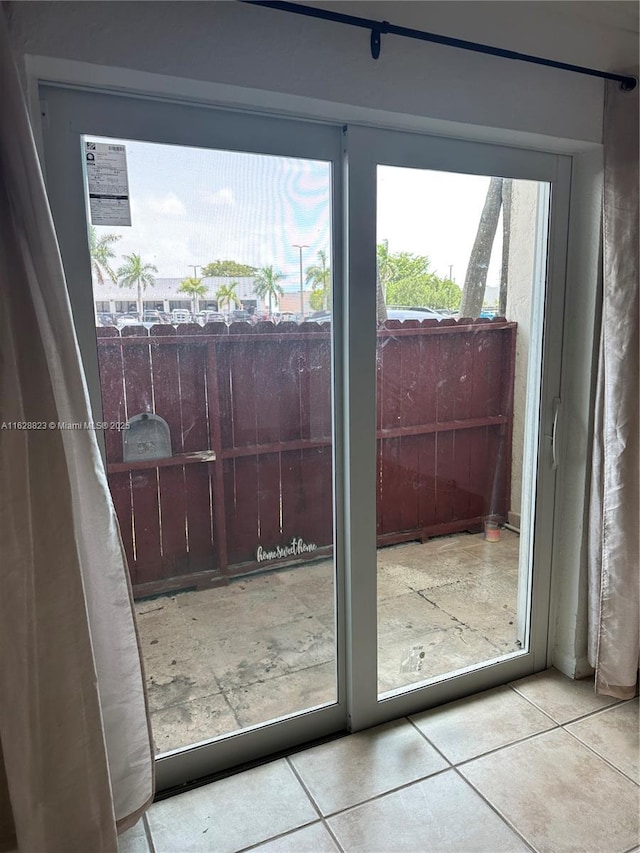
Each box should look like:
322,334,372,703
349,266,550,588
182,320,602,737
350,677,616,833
85,135,507,291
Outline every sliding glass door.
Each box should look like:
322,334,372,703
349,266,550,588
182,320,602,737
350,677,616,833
41,86,345,787
342,125,569,729
41,88,569,786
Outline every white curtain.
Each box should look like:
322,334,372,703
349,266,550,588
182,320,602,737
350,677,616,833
588,78,639,700
0,18,154,853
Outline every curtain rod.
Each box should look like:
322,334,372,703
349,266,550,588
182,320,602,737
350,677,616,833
240,0,637,92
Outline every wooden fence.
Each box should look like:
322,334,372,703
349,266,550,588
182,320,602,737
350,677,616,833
96,317,516,598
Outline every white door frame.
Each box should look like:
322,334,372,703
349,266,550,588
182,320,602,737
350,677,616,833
343,124,570,730
40,84,571,789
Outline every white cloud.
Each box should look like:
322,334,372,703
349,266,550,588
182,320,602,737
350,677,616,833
146,193,186,216
201,187,235,206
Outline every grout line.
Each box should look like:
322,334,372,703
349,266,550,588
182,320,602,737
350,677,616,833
142,813,156,853
454,725,562,769
561,724,640,787
233,819,323,853
407,705,561,768
294,764,454,823
283,758,348,850
452,766,538,853
321,818,347,853
406,715,455,767
508,681,627,725
286,755,325,820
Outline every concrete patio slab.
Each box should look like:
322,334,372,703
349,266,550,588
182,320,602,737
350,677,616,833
135,529,522,752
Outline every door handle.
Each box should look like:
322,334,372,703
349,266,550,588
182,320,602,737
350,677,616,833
550,397,561,470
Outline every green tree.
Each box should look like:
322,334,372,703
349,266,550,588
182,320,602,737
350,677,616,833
375,243,462,314
305,249,331,312
216,281,241,314
179,276,208,315
376,239,392,322
117,253,158,320
201,260,257,277
89,226,120,286
387,275,462,311
254,265,285,316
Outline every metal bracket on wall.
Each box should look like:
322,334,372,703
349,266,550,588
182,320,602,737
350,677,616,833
370,27,381,60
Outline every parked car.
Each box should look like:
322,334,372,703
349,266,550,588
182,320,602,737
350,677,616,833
307,307,443,324
171,309,192,324
116,315,140,330
142,310,164,329
385,307,443,321
96,312,116,327
195,310,225,326
229,309,252,323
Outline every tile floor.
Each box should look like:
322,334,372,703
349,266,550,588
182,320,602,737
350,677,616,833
137,531,521,753
120,668,639,853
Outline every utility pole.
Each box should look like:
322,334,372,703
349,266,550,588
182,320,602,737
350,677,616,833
188,265,202,314
448,264,454,282
292,244,308,318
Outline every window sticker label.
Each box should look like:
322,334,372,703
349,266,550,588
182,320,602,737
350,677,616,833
85,141,131,226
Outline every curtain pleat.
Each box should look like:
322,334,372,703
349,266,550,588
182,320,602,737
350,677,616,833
588,79,639,700
0,16,154,852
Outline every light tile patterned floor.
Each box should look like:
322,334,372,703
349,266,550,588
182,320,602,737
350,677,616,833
137,531,521,753
120,669,639,853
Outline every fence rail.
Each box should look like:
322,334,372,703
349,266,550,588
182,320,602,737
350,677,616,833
97,317,516,597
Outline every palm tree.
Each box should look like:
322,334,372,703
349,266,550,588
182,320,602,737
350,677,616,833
89,226,120,286
216,281,241,315
305,249,331,311
459,177,503,318
179,276,208,316
254,265,285,317
117,253,158,320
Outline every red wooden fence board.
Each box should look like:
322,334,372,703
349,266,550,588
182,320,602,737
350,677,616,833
120,327,163,581
280,448,305,543
96,328,126,462
277,337,303,444
229,336,257,448
417,433,438,530
176,327,214,570
300,446,333,547
150,326,189,577
253,333,280,446
298,332,312,441
109,471,135,571
224,456,259,566
257,452,282,548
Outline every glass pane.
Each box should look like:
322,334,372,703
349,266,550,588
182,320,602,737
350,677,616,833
375,166,549,696
82,136,336,752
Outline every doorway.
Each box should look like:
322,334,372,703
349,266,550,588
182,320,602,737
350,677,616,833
41,86,569,789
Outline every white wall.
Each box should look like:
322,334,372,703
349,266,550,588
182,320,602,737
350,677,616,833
5,1,638,145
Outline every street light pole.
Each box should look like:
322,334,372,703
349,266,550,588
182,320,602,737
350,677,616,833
292,244,308,318
189,265,201,314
